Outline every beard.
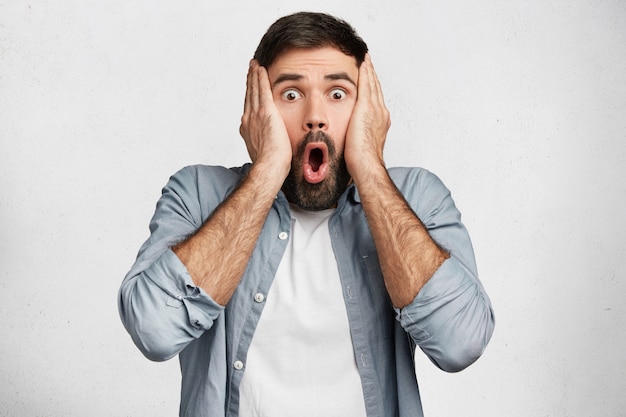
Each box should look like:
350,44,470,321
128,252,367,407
282,131,351,211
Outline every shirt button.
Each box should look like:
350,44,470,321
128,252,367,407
278,232,289,240
254,293,265,303
233,360,244,370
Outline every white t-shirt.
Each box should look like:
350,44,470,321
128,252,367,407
238,206,367,417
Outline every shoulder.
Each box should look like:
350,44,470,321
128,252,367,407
387,167,457,223
160,164,250,216
387,166,449,195
167,163,249,192
173,163,249,182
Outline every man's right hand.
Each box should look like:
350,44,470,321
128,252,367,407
239,60,292,179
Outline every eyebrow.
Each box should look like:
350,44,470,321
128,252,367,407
272,72,357,87
272,73,304,86
325,72,357,87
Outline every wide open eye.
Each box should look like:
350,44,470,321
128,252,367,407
281,89,302,101
330,88,347,100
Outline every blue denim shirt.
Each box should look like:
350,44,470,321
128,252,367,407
118,164,495,417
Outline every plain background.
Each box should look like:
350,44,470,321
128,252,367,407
1,1,625,416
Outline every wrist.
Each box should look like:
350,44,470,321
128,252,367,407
348,154,387,187
249,157,290,189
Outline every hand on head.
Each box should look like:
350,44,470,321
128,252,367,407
345,53,391,181
239,60,292,176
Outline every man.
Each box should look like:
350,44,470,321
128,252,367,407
119,11,495,417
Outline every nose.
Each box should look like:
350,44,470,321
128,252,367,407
306,122,325,130
303,96,327,131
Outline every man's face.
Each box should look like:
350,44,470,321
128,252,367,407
267,46,359,210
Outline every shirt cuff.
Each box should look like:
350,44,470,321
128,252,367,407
145,249,225,331
394,257,474,343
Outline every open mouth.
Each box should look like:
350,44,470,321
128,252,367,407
309,148,323,172
303,142,329,184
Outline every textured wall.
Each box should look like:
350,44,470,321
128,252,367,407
1,1,625,415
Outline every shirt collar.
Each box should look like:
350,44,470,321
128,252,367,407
346,183,361,204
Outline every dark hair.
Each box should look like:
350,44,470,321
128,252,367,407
254,12,368,68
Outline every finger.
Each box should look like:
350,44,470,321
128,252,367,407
366,54,377,96
241,61,254,136
257,65,273,108
358,54,372,99
250,61,261,111
244,59,254,108
366,54,385,106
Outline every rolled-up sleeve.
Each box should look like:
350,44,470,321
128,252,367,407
118,165,238,362
397,258,494,372
391,167,495,372
120,250,224,361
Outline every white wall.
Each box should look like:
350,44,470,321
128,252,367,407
1,1,624,415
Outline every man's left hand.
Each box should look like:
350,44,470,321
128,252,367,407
344,54,391,183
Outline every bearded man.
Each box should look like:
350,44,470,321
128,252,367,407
119,11,495,417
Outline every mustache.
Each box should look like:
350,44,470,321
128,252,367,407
296,131,337,156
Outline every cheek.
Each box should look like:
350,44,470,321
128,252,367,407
275,103,300,128
275,107,302,152
274,106,299,142
330,105,354,136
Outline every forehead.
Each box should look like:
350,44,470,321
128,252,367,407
267,46,359,84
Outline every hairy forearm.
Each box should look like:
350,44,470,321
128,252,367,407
172,162,285,305
354,165,449,308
